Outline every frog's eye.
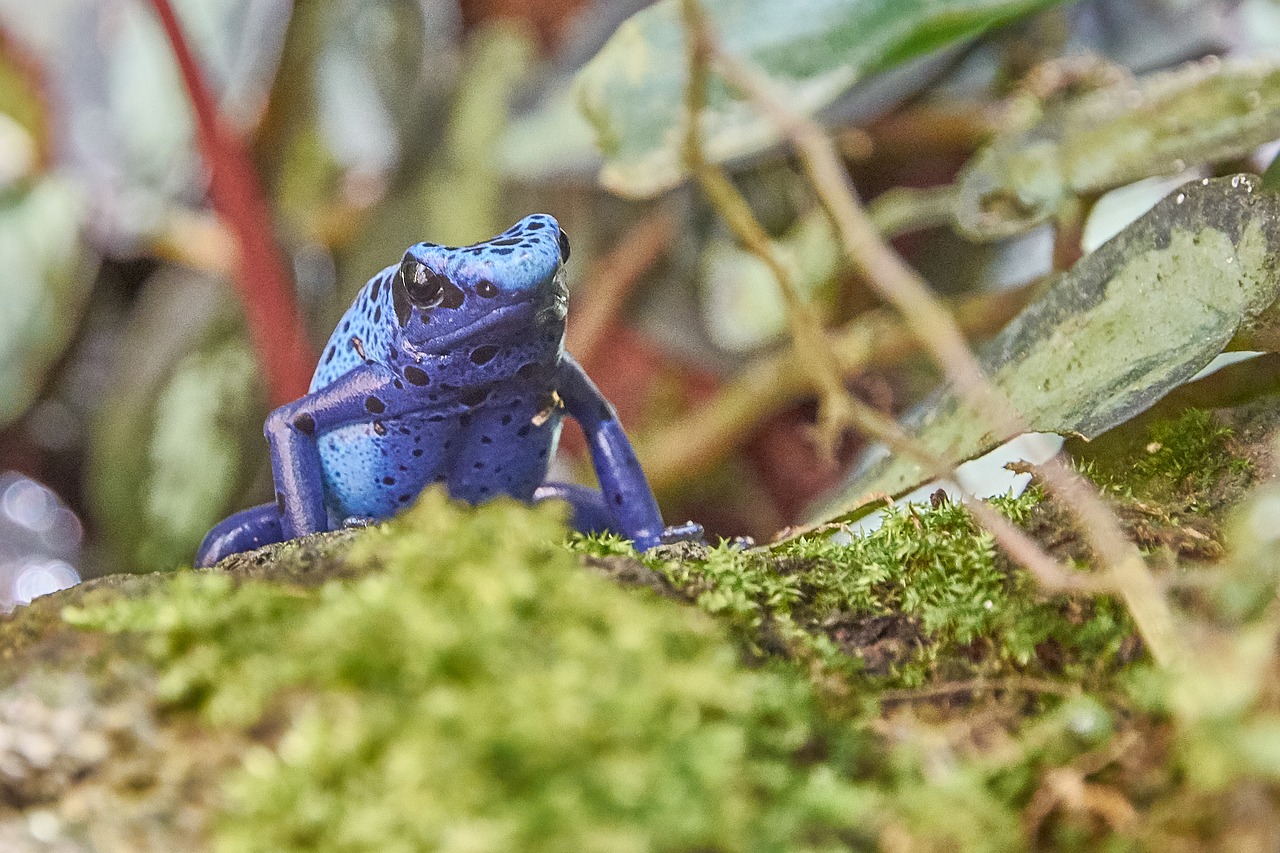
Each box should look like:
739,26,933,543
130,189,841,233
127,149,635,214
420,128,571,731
408,267,446,307
398,258,454,309
557,229,571,265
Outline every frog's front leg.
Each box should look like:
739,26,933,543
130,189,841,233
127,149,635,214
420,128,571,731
555,355,702,551
264,363,412,539
196,502,283,567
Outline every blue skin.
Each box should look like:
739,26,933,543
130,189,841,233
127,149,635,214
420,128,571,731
196,214,700,567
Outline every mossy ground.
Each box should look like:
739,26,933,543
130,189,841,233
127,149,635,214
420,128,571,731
0,402,1276,850
66,495,880,852
574,490,1134,692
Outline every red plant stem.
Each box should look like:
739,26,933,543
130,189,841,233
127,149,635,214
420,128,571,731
148,0,314,405
0,29,55,171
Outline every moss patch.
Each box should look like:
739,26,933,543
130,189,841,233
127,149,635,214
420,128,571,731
65,492,879,853
1083,407,1253,511
15,463,1280,851
575,490,1133,690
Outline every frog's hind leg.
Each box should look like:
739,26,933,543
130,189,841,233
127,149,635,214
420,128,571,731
195,503,284,568
533,482,613,537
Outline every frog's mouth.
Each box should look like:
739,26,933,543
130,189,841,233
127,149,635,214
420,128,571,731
411,268,568,355
413,304,529,354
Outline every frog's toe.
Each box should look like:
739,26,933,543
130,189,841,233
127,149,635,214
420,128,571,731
658,521,705,546
633,521,705,551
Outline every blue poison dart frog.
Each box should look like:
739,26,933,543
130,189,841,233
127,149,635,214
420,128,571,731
196,214,703,567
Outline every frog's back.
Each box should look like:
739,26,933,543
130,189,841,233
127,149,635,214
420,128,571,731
311,266,400,392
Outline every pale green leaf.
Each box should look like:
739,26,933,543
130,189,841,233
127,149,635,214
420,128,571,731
574,0,1063,198
0,175,94,427
88,270,266,573
955,58,1280,240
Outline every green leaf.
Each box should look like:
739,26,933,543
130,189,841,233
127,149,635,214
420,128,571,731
0,175,94,427
808,175,1280,522
418,23,535,247
955,58,1280,240
574,0,1063,198
88,269,266,573
497,83,602,183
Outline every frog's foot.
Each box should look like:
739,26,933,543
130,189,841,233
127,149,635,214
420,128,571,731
533,482,613,535
534,483,704,553
195,502,284,568
632,522,706,552
658,521,706,546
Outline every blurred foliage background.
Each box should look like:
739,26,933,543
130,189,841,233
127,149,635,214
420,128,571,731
0,0,1278,599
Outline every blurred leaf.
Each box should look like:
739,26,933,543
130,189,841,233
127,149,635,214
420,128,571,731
701,209,841,351
956,57,1280,240
269,0,463,243
809,175,1280,522
0,174,94,427
329,23,534,326
497,83,603,182
0,0,292,251
573,0,1063,199
0,39,49,171
421,23,536,246
89,269,265,573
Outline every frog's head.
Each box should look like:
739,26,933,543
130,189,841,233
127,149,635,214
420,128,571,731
392,214,570,355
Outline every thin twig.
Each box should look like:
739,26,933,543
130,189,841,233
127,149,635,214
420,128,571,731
703,32,1184,667
149,0,314,404
677,0,1089,596
867,185,961,238
878,676,1079,705
827,391,1099,593
681,0,855,460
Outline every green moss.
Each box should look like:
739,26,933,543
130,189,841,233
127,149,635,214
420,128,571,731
574,490,1132,688
1123,407,1251,508
65,491,879,853
1081,407,1253,513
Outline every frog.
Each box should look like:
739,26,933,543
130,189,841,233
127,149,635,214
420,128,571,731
196,214,701,567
